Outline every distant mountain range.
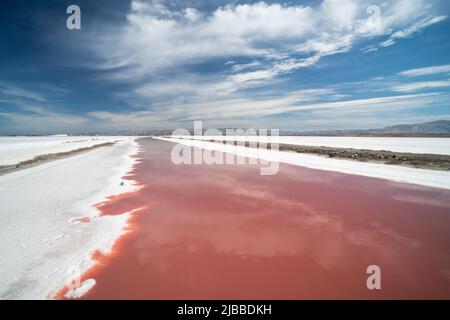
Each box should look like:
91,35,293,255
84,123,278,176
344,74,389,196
7,120,449,137
82,120,450,137
380,120,450,134
281,120,450,137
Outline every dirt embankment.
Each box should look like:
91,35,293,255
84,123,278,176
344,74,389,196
0,142,116,175
278,144,450,171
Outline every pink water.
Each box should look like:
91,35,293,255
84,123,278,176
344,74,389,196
67,138,450,299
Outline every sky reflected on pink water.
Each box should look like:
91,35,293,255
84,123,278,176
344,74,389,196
77,138,450,299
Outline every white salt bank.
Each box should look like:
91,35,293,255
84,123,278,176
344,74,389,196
180,136,450,155
159,137,450,190
0,137,140,299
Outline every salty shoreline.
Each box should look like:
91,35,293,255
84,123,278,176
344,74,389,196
158,137,450,190
175,138,450,171
0,136,128,166
0,137,141,299
0,142,116,176
173,135,450,155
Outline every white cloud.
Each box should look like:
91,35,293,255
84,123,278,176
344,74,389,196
400,64,450,77
86,91,443,128
380,16,447,47
0,82,47,102
390,81,450,92
0,83,86,134
119,1,443,110
226,56,321,85
82,0,449,128
373,15,447,49
97,1,315,80
95,0,446,86
321,0,358,31
0,108,89,134
379,38,396,47
3,87,447,133
76,0,446,120
230,60,263,73
390,15,448,39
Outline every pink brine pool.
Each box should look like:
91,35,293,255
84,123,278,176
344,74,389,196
65,138,450,299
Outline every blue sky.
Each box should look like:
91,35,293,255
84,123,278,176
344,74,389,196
0,0,449,134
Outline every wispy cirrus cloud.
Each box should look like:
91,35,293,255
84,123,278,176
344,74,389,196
399,64,450,77
390,81,450,92
0,101,89,135
0,82,47,103
377,15,447,48
83,91,446,129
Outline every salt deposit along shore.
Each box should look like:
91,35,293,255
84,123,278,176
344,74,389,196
0,137,141,299
157,137,450,190
176,136,450,155
0,136,129,167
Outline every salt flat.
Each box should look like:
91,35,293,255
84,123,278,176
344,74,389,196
0,136,128,166
159,137,450,190
178,136,450,155
0,138,140,299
